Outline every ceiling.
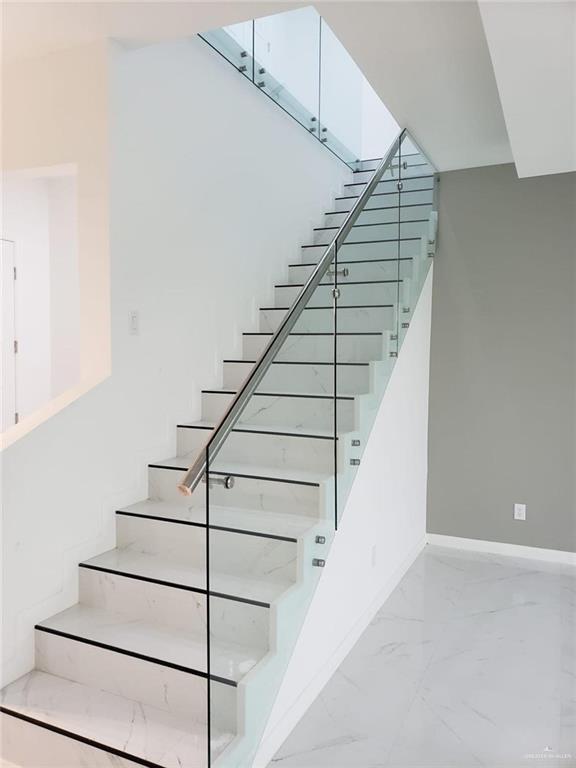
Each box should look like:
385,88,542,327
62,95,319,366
319,1,513,172
2,2,301,62
3,1,574,177
478,1,575,178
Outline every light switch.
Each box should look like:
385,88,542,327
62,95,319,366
129,311,139,336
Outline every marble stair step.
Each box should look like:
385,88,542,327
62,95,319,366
300,236,421,264
150,454,330,490
323,201,433,228
260,304,395,333
80,547,292,608
148,456,322,518
350,157,381,172
119,499,318,542
176,420,344,474
311,219,428,245
113,505,299,588
288,258,413,284
343,173,434,197
200,388,356,433
351,159,432,184
36,603,262,686
242,331,384,363
222,359,370,396
274,280,401,307
0,670,230,768
78,563,270,655
332,187,434,212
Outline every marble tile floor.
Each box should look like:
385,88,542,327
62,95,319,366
270,544,576,768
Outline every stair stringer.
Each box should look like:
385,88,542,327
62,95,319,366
249,266,434,768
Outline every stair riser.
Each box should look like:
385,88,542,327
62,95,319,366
260,306,395,334
201,391,356,433
324,203,433,228
289,258,412,284
79,568,270,651
0,712,151,768
242,333,384,363
333,188,433,212
344,175,434,197
301,238,421,264
178,425,339,475
149,465,322,517
116,514,298,583
35,630,215,723
222,360,370,396
275,281,400,308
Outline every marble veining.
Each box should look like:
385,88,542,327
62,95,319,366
270,545,576,768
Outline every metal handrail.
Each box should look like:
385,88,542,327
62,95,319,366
178,128,406,495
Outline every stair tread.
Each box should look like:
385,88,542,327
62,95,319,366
37,603,262,684
0,670,232,768
120,498,319,540
82,547,293,606
150,455,331,487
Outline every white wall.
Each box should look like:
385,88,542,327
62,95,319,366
0,35,349,687
47,176,80,398
2,41,110,448
254,269,434,766
1,241,17,431
478,1,576,178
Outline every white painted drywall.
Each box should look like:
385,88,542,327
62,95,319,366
320,1,512,172
0,35,350,687
47,176,80,398
2,41,110,447
254,268,433,766
1,241,17,431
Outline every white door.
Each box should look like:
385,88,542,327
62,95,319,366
1,239,17,430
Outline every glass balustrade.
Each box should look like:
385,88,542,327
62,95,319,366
199,7,399,167
174,129,439,765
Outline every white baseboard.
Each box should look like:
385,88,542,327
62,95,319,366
252,536,427,768
427,533,576,566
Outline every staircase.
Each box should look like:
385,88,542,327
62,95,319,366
0,134,438,768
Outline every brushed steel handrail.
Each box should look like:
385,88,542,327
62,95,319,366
178,128,406,495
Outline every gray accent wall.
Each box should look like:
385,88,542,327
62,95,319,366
427,163,576,552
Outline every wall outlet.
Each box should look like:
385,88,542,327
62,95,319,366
514,503,527,521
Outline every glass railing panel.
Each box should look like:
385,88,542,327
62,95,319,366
176,130,436,768
180,132,437,766
334,144,403,521
205,256,338,766
334,134,437,522
199,10,399,167
254,7,320,132
396,133,437,353
201,22,254,80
